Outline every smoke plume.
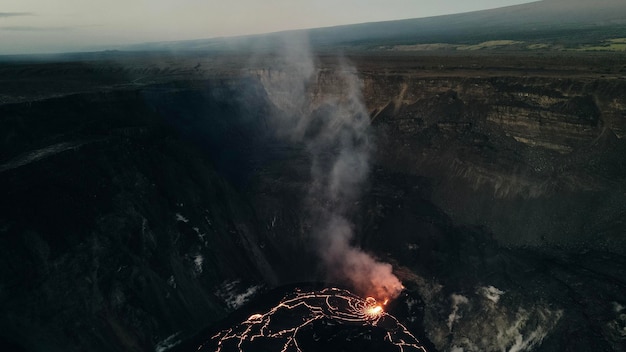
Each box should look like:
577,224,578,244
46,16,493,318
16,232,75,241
258,34,403,300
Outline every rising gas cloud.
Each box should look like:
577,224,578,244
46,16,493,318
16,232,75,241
257,34,403,301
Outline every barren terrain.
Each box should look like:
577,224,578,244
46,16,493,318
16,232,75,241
1,50,625,351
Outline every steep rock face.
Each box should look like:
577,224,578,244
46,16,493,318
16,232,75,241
251,66,626,252
1,57,625,352
244,65,626,350
362,74,626,251
362,75,619,150
0,83,294,352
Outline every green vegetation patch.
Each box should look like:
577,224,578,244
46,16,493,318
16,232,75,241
574,38,626,51
527,43,551,50
456,40,524,50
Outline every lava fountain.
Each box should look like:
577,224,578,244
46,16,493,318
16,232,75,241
201,287,428,352
363,297,384,320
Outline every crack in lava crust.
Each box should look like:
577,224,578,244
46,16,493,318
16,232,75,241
203,287,428,352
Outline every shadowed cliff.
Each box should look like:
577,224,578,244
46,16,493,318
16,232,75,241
0,54,625,351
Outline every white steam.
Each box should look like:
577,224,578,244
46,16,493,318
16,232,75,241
427,289,562,352
448,294,469,331
256,34,403,300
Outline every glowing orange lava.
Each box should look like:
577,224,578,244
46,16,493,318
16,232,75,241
363,296,384,319
246,313,263,321
207,288,428,352
365,305,383,316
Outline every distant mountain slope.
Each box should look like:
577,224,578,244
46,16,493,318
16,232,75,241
125,0,626,52
306,0,626,47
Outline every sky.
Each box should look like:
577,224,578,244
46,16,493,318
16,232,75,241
1,0,537,55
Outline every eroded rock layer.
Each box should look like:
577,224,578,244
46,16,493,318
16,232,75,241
0,54,625,352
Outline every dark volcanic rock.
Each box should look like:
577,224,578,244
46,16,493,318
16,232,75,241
193,287,430,352
0,82,288,351
1,54,625,352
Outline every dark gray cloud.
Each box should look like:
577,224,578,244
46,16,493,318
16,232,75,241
1,26,70,31
0,12,34,18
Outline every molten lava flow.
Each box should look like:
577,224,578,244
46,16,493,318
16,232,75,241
204,288,428,352
246,314,263,321
363,296,384,320
365,305,383,317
